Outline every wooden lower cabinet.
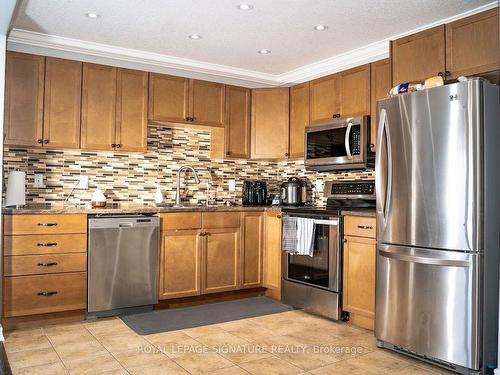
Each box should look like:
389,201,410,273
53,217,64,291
159,229,202,299
3,272,86,317
263,210,282,300
241,212,264,288
202,227,240,294
343,234,376,330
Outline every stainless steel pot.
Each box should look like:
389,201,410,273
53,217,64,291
281,177,307,206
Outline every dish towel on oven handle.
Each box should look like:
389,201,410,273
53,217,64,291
282,215,297,253
296,217,315,256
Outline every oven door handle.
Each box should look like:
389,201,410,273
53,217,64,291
313,219,339,225
344,119,353,159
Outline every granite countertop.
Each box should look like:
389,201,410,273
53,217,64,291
342,210,376,217
2,203,281,215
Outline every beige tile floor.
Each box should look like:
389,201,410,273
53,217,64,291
4,310,454,375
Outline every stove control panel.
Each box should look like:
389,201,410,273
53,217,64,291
324,181,375,198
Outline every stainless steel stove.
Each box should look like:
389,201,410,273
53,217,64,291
281,180,375,320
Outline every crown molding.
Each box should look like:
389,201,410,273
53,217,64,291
7,1,498,87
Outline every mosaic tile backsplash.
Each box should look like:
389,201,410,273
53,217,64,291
3,126,374,207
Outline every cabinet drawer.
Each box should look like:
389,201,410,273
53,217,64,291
3,272,86,317
344,216,376,238
4,214,87,235
161,212,202,230
4,253,87,276
202,212,240,228
4,234,87,256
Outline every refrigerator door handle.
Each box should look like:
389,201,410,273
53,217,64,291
379,249,471,267
344,120,352,159
375,109,392,227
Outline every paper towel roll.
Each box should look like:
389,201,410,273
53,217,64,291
5,171,26,207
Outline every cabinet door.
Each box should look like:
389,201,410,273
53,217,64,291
339,64,370,118
263,211,282,299
148,73,189,123
391,25,445,85
43,57,82,148
370,59,391,152
159,229,202,299
309,74,340,124
251,88,290,159
4,52,44,146
81,63,117,150
226,85,251,158
202,227,240,294
289,82,309,158
241,212,264,288
115,68,148,152
446,8,499,79
343,235,376,319
190,80,225,127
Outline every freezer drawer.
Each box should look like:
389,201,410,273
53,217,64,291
375,244,481,371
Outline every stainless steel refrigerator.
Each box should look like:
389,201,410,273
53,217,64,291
375,78,500,375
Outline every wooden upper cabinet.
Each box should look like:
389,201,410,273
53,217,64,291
115,69,148,152
148,73,189,123
309,74,340,124
190,80,225,127
446,8,500,79
43,57,82,149
148,73,189,122
81,63,117,150
370,59,391,152
339,64,370,117
251,88,290,159
289,82,309,158
4,52,44,147
225,85,251,158
391,25,445,85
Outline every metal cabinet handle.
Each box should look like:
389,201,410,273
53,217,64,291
37,242,58,247
111,143,117,148
116,144,122,148
276,215,282,219
37,262,58,267
343,239,348,243
37,139,43,144
37,291,58,296
437,71,444,77
37,223,58,227
445,71,451,77
357,225,373,230
44,139,49,144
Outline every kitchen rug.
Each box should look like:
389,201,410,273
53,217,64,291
121,296,294,335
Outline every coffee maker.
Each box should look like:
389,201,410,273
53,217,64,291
242,180,267,206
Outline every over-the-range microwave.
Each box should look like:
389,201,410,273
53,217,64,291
304,115,374,171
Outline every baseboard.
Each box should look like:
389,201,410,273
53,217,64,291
155,287,267,310
2,310,86,331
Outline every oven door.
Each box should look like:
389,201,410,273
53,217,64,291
305,117,366,169
283,215,341,292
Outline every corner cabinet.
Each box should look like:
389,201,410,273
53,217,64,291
343,215,376,330
251,88,290,159
4,52,45,147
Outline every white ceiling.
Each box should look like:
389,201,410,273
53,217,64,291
8,0,496,87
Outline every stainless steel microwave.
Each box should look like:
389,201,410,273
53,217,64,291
304,116,374,171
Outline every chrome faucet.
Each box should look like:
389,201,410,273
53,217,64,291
174,166,200,207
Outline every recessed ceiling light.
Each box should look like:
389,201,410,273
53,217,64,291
313,25,328,31
258,49,271,55
188,34,202,40
237,3,254,10
85,12,100,19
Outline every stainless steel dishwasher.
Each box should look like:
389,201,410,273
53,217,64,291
87,215,160,318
